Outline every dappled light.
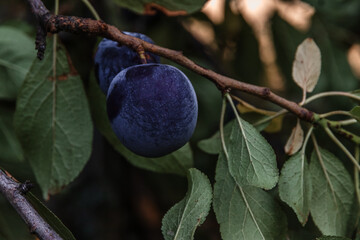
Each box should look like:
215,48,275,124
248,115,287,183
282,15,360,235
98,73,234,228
201,0,225,24
348,44,360,79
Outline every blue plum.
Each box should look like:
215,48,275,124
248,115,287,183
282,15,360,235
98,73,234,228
107,63,198,158
95,32,160,94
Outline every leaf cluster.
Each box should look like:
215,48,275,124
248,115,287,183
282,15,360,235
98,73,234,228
1,0,360,239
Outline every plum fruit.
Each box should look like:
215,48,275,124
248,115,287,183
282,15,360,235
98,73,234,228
95,32,160,94
107,63,198,158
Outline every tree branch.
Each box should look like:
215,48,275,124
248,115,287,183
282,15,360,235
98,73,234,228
0,170,62,240
26,0,314,123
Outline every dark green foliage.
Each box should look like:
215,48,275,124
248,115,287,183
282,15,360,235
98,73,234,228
0,0,359,239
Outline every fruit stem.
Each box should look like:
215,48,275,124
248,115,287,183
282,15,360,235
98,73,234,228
138,50,147,64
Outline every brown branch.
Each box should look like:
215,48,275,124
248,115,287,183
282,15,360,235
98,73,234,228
26,0,314,123
0,170,62,240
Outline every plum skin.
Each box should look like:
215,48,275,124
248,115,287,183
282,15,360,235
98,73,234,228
107,63,198,158
94,32,160,94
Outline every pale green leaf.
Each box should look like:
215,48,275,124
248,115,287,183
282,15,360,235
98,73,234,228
284,120,304,155
0,106,23,162
0,26,36,100
197,120,233,155
14,40,93,197
112,0,206,15
349,106,360,122
310,148,355,236
227,115,278,189
279,152,311,225
161,168,212,240
88,73,193,176
213,153,287,240
197,114,282,156
292,38,321,93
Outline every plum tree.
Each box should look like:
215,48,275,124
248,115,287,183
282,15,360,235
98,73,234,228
94,32,160,94
106,63,198,158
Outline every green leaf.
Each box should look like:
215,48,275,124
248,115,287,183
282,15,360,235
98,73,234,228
161,168,212,240
112,0,207,15
197,120,233,155
227,115,278,190
26,192,76,240
316,237,351,240
279,152,311,225
121,143,193,176
349,106,360,122
14,40,93,198
310,148,355,236
0,26,36,100
213,152,287,240
0,106,23,162
197,114,283,156
88,73,193,176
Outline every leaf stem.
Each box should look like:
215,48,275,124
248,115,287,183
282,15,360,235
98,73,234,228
230,94,275,115
52,0,59,78
54,0,59,15
230,94,288,127
253,109,287,127
311,134,338,202
301,126,313,156
314,116,360,144
354,146,360,205
319,110,354,118
337,119,358,126
51,0,59,178
220,96,228,158
300,89,306,106
251,90,360,127
323,127,360,171
225,93,242,127
81,0,101,20
252,90,360,126
305,91,360,104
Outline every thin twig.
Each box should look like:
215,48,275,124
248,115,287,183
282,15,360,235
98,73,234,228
25,0,314,123
0,170,62,240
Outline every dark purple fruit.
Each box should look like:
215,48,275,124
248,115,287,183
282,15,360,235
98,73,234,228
107,63,198,158
95,32,160,94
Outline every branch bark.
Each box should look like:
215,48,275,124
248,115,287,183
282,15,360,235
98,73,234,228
26,0,315,123
0,170,62,240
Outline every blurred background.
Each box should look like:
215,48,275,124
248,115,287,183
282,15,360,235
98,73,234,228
1,0,360,239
